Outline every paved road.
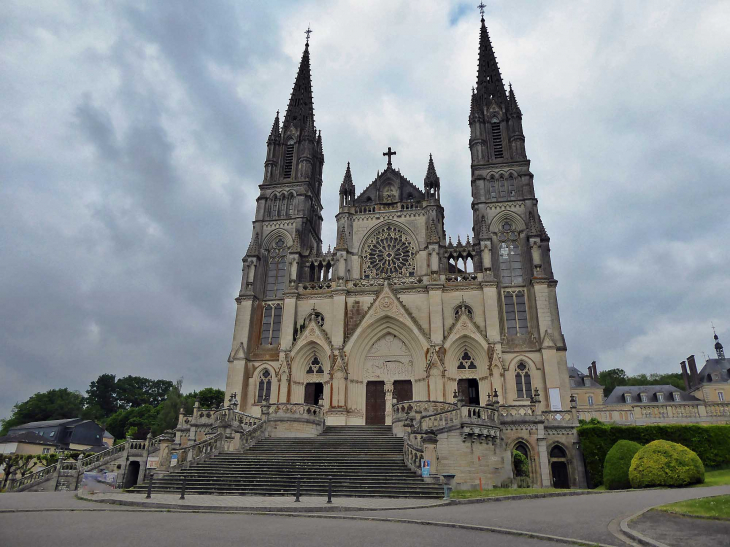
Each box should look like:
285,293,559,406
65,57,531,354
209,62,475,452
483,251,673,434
632,510,730,547
0,510,558,547
344,486,730,546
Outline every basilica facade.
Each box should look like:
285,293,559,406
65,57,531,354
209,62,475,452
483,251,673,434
225,16,571,427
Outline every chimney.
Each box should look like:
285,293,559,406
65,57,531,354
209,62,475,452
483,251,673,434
587,366,593,380
591,361,598,380
680,361,690,391
687,355,699,388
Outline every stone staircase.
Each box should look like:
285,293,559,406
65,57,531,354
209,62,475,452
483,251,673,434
132,425,443,498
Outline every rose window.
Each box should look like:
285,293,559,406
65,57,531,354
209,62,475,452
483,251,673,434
362,225,416,279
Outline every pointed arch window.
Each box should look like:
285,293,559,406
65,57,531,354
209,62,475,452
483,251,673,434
508,176,516,197
515,362,532,399
489,179,497,199
265,238,288,298
260,303,283,346
283,139,295,178
498,221,523,285
499,177,507,197
457,350,477,370
504,290,528,335
288,193,295,216
256,369,272,403
306,356,324,374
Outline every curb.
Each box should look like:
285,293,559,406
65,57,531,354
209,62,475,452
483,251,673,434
76,492,449,513
447,489,605,505
618,508,669,547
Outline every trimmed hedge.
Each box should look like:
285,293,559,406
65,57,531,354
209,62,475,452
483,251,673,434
629,440,704,488
603,440,642,490
578,423,730,487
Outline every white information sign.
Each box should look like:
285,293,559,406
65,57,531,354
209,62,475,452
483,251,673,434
549,388,562,411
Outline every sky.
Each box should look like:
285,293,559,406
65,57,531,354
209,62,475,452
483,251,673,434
1,0,729,420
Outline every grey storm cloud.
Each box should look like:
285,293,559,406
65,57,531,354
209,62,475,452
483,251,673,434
1,0,729,419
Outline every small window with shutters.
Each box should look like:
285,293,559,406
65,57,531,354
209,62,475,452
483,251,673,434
283,139,295,178
491,123,504,159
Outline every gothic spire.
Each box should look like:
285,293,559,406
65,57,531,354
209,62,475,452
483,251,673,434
476,15,507,104
508,83,522,117
283,39,315,131
340,162,354,192
267,110,281,143
424,153,440,198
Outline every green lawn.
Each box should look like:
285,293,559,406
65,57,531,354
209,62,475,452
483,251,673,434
451,487,564,499
695,467,730,488
656,495,730,520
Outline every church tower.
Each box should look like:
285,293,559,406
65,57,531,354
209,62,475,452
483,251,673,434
468,11,569,408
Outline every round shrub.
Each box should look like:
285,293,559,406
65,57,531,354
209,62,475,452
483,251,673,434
603,440,642,490
629,440,705,488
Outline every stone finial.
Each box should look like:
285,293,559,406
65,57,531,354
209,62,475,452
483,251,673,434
427,220,439,243
246,232,260,256
292,230,301,252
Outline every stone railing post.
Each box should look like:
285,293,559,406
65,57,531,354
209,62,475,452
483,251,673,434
414,408,422,431
53,456,65,491
422,430,439,476
156,434,174,474
403,414,414,436
261,401,271,422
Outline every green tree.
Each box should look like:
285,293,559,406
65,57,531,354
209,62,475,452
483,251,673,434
0,388,85,436
115,376,173,409
105,405,160,440
190,387,225,409
597,369,629,397
85,373,118,419
153,380,184,436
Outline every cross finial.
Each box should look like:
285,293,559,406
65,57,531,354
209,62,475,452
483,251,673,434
305,24,312,44
478,2,486,18
383,146,396,167
311,303,317,313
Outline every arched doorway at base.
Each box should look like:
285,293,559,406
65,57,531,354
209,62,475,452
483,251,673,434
123,461,140,489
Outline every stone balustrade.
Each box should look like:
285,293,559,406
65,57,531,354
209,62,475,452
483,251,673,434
8,462,59,491
266,402,325,436
173,432,221,468
576,401,730,425
460,404,499,425
392,400,458,423
403,432,424,475
237,420,267,451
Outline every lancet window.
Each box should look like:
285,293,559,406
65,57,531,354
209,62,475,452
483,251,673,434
265,238,288,298
283,139,295,178
256,369,272,403
498,221,523,285
515,362,532,399
503,290,528,335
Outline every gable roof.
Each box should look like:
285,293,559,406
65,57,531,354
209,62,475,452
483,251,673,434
354,166,425,205
604,385,699,404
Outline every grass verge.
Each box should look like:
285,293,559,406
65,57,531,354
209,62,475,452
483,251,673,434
655,495,730,520
694,467,730,488
451,487,563,499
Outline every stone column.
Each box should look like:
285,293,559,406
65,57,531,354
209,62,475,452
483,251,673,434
138,433,152,486
427,285,444,344
536,423,550,487
384,381,394,425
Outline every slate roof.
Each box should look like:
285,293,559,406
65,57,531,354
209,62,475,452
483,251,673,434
695,358,730,385
604,385,700,405
10,418,82,429
568,366,602,388
0,431,56,446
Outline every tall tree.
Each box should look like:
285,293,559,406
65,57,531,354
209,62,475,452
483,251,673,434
85,373,118,419
0,388,84,436
191,388,225,409
115,376,173,409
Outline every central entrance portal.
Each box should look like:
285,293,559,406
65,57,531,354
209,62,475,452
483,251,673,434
457,378,480,405
304,382,324,405
366,381,386,424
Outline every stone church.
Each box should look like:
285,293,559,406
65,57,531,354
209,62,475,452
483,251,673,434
225,15,570,428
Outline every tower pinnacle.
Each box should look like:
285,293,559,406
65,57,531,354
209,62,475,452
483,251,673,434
283,38,315,131
476,14,507,104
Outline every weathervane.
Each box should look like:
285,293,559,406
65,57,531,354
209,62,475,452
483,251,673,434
712,321,717,336
478,2,486,18
305,24,312,44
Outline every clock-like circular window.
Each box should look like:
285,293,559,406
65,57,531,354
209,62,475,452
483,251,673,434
362,225,416,279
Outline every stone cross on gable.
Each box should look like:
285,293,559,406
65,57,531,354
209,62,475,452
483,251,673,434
383,147,396,167
478,2,486,17
305,25,312,44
